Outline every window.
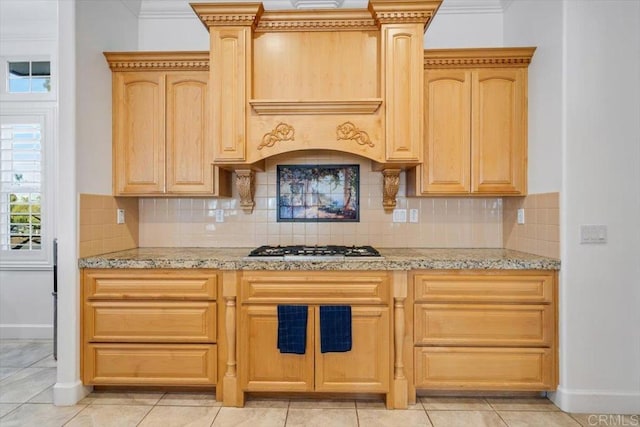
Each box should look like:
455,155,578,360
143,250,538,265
7,61,51,93
0,112,52,269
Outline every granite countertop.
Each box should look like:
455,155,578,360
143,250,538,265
78,247,560,271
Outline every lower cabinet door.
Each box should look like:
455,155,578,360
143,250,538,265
414,347,555,390
240,305,314,392
84,343,217,386
315,306,390,393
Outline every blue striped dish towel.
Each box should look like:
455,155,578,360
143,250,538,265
320,305,352,353
277,305,308,354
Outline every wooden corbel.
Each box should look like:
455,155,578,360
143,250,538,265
382,169,401,211
235,169,255,213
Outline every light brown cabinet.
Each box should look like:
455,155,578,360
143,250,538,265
81,269,220,386
237,271,391,398
411,271,557,391
105,52,231,197
407,48,535,196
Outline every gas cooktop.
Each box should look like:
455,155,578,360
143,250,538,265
246,245,382,261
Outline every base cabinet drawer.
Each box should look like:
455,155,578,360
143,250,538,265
414,347,555,390
414,304,552,347
84,343,217,386
85,302,216,342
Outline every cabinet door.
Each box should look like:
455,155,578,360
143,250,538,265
113,72,165,195
240,305,314,392
472,68,526,194
166,72,213,194
315,306,390,393
422,69,471,194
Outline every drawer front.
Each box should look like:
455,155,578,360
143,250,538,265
240,271,390,304
84,343,217,386
414,273,554,303
414,304,552,347
415,347,555,390
85,269,217,300
86,302,216,342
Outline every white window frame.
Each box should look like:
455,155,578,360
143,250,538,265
0,106,55,270
0,55,56,102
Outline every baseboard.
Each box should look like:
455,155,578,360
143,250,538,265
53,380,92,406
550,386,640,415
0,324,53,339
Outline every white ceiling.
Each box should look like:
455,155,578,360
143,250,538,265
134,0,513,18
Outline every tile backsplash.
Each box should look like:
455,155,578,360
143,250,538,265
79,194,139,257
138,152,504,248
503,192,560,259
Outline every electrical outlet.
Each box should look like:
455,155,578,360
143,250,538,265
517,208,525,224
215,209,224,223
409,209,419,223
116,209,125,224
580,225,607,244
392,209,407,223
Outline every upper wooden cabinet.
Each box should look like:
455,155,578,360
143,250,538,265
105,52,231,197
407,47,535,196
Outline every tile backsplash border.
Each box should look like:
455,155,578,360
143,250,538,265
503,192,560,259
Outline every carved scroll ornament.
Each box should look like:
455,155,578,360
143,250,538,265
336,122,375,148
258,123,295,150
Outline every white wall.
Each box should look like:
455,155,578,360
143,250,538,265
76,0,140,195
504,0,562,194
555,0,640,414
424,11,503,48
0,0,58,340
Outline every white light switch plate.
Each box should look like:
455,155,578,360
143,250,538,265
215,209,224,223
392,209,407,223
517,208,525,224
580,225,607,244
409,209,419,223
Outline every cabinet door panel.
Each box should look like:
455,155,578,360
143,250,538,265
472,68,526,194
422,69,471,193
315,306,390,393
240,305,314,392
113,72,165,194
166,72,213,193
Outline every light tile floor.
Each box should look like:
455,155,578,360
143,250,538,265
1,340,637,426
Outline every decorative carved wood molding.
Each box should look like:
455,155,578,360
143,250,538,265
369,0,442,27
191,3,265,28
336,122,375,148
424,47,536,69
256,10,377,32
382,169,401,211
103,52,209,71
236,169,255,213
249,99,382,115
258,123,295,150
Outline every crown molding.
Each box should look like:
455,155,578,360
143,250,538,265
291,0,345,9
191,2,265,28
103,51,209,71
368,0,442,27
437,0,506,15
423,47,536,68
256,9,376,31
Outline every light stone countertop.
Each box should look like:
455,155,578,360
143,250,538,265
78,247,560,271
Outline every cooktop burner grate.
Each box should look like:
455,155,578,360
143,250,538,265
247,245,382,258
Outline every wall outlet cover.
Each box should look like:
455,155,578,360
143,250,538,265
215,209,224,223
116,209,125,224
517,208,525,224
392,209,407,223
409,209,419,223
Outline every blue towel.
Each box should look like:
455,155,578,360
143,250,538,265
320,305,352,353
277,305,308,354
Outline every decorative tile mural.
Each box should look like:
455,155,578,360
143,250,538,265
277,164,359,222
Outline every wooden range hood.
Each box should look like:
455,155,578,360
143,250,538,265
191,0,442,211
